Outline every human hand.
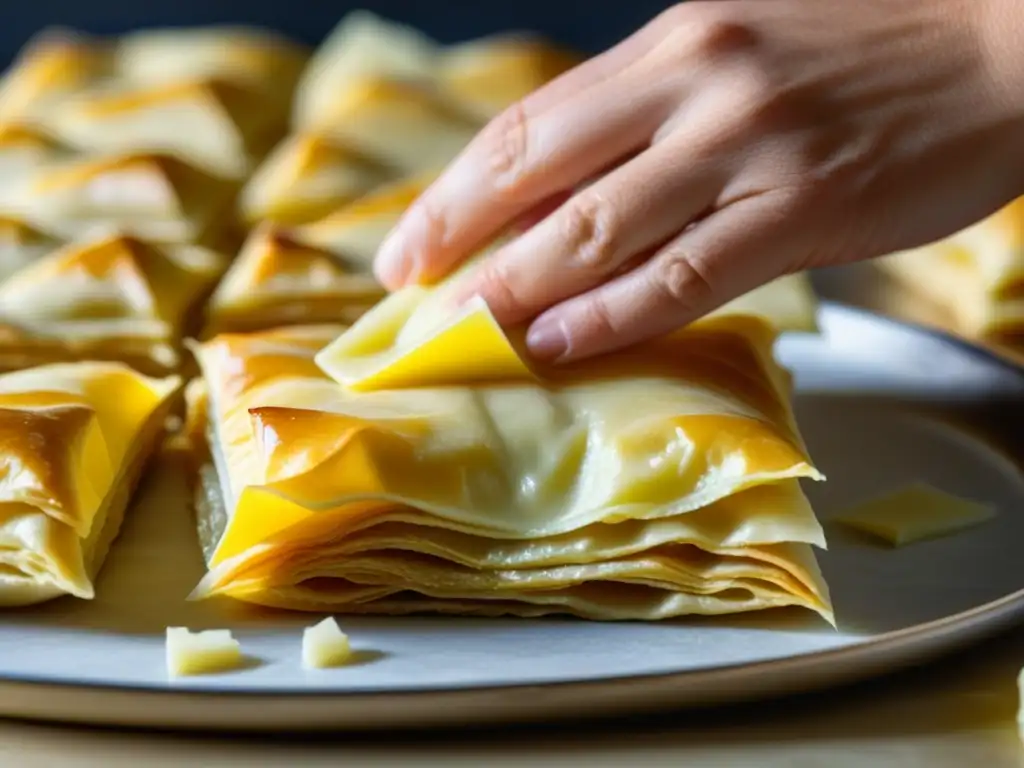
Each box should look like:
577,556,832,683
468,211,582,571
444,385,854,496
374,0,1024,361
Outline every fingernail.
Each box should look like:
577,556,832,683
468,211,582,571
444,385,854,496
374,228,414,288
527,315,569,360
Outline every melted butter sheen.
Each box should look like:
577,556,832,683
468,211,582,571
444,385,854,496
189,129,829,624
0,362,179,607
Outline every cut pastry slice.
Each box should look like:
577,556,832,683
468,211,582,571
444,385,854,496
0,152,235,244
187,271,831,621
239,133,392,226
207,173,431,336
48,77,287,179
879,196,1024,338
0,361,180,606
0,232,227,374
438,35,583,120
300,77,478,174
712,273,819,333
293,10,440,132
0,29,112,124
202,224,385,336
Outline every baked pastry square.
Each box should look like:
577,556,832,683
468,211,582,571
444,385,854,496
0,232,227,374
880,197,1024,339
0,361,180,606
186,263,831,622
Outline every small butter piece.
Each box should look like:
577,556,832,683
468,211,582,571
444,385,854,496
833,483,995,547
302,617,352,669
165,627,243,676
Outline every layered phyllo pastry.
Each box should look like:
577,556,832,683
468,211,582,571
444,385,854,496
185,259,832,622
238,133,391,226
206,174,430,335
714,273,819,333
880,196,1024,339
0,362,179,606
0,232,226,374
0,26,306,179
45,77,289,180
0,29,111,125
0,216,60,280
293,10,581,129
0,152,236,245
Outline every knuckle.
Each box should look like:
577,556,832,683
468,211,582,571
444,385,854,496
576,292,621,341
474,257,527,318
655,4,759,66
654,249,716,309
481,100,532,198
560,193,620,271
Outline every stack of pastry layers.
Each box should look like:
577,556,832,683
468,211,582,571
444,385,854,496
187,259,833,621
0,24,308,605
0,11,828,620
880,197,1024,341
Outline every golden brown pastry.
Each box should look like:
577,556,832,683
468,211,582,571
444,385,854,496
299,77,478,174
46,78,286,179
0,29,112,125
880,196,1024,338
186,263,831,622
0,216,61,280
0,361,180,606
205,174,430,336
712,273,819,333
238,133,392,225
0,232,226,374
437,35,583,120
293,11,584,129
0,152,236,244
114,26,308,103
292,10,441,132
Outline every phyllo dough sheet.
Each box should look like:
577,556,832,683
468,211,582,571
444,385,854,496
187,269,832,621
880,196,1024,339
0,362,180,606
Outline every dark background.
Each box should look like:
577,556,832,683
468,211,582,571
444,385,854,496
1,0,677,64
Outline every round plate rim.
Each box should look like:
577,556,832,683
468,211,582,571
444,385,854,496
2,301,1022,731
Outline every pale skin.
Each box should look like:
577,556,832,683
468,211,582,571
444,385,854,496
374,0,1024,362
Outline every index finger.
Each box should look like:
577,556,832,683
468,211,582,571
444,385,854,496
373,18,676,290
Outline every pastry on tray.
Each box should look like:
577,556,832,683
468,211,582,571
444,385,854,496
0,362,179,606
879,196,1024,339
185,256,832,622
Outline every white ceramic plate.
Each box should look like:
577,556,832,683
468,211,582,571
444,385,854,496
0,302,1022,732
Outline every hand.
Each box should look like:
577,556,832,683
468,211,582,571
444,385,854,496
374,0,1024,362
